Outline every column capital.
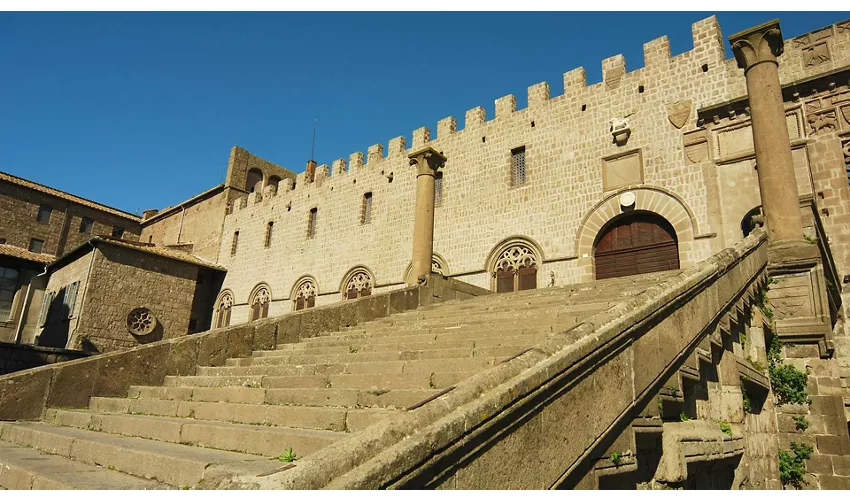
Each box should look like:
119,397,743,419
729,19,784,72
408,146,446,176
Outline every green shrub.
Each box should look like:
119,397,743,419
717,420,733,437
779,442,813,489
609,452,622,466
793,416,809,431
279,448,297,462
767,336,809,405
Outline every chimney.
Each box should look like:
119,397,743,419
142,209,159,221
305,160,317,183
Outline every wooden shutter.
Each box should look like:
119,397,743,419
306,295,315,308
496,270,515,293
223,308,231,328
517,267,537,291
251,304,259,321
346,289,359,300
361,286,371,297
295,297,305,311
261,301,269,319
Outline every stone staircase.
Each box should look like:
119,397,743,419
0,271,678,490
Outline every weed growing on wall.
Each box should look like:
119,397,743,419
793,416,809,431
779,442,813,489
767,335,809,405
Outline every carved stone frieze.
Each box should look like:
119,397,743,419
842,138,850,164
802,42,831,68
667,100,692,129
840,105,850,128
683,130,708,164
806,109,838,135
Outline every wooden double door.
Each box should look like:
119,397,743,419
594,213,679,280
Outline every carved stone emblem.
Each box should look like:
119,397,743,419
802,42,830,67
667,100,692,129
807,110,837,135
683,129,708,164
840,105,850,127
842,138,850,164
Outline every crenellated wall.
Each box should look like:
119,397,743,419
214,16,850,327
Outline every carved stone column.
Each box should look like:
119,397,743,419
406,146,446,286
729,20,816,263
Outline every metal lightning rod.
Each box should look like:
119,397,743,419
311,119,317,162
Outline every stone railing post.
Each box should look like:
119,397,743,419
729,20,817,263
406,146,446,286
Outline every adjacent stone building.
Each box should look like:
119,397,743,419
38,236,225,353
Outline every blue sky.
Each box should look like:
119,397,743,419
0,11,845,214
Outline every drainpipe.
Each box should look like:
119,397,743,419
13,264,49,344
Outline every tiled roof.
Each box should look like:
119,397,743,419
94,237,226,271
0,243,54,265
0,171,141,221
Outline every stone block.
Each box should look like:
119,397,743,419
815,435,850,455
165,336,199,376
302,307,340,338
832,455,850,476
46,356,100,409
817,474,850,490
337,302,358,330
275,314,302,345
252,321,277,351
0,368,52,420
389,288,419,314
91,343,170,398
805,454,834,475
356,294,390,324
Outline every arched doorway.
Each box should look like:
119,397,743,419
593,211,679,280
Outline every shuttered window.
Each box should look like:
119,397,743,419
38,291,52,326
361,193,373,224
231,231,239,256
63,281,80,318
517,267,537,291
37,204,52,223
496,271,514,293
511,146,526,186
0,267,19,322
307,208,318,238
79,217,94,234
264,221,273,248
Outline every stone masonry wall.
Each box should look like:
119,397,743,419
216,17,850,328
68,245,201,353
0,179,141,257
39,253,92,349
140,188,230,263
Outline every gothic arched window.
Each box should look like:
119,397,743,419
214,290,234,328
490,241,540,293
292,277,318,311
249,284,271,321
342,268,374,300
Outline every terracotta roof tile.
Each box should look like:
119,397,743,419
94,237,226,271
0,171,141,221
0,243,54,265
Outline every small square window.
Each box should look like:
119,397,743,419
37,204,52,223
111,226,125,238
79,217,94,234
29,239,44,253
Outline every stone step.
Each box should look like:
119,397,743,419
197,356,496,377
0,441,172,490
0,422,267,488
88,397,397,432
308,317,579,341
228,343,526,367
44,409,342,459
289,327,552,349
262,335,540,356
128,385,438,409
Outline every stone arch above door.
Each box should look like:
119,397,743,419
575,187,697,281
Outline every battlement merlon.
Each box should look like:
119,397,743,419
528,82,550,108
563,67,587,99
412,127,431,148
332,158,348,176
437,116,457,139
367,144,384,165
495,94,516,118
349,152,364,170
465,106,486,128
388,136,406,157
643,35,671,68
